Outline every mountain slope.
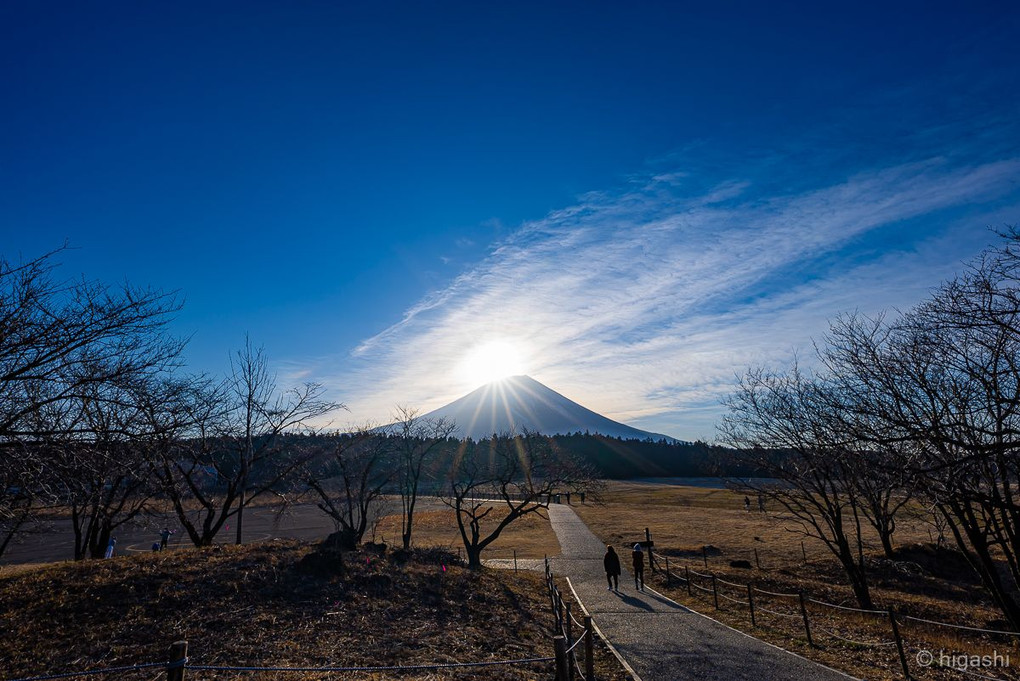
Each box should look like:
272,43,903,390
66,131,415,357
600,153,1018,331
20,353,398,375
421,375,675,442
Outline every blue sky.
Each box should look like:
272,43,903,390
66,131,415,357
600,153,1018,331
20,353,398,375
3,2,1019,440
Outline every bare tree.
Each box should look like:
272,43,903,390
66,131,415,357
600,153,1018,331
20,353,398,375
0,248,182,560
842,445,913,559
305,429,393,550
148,338,342,547
28,373,197,560
145,377,235,547
816,387,916,559
823,238,1020,627
0,249,182,444
226,337,343,543
441,431,598,569
0,443,38,558
720,365,876,608
390,406,455,550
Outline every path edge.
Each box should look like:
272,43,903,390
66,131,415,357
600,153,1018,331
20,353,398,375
566,577,643,681
641,583,862,681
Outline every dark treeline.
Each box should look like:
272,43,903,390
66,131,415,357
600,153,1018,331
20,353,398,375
548,433,736,478
267,430,740,481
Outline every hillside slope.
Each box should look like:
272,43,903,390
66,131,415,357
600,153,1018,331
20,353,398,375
0,542,624,681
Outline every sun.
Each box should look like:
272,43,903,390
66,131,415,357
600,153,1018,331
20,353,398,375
459,340,526,386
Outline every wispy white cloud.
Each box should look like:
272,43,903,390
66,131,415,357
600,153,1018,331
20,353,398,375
324,156,1020,441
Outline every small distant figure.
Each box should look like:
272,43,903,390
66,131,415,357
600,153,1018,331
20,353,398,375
580,491,586,504
565,492,571,505
160,527,174,550
104,537,117,559
743,496,751,513
603,545,621,592
151,541,161,552
757,494,765,513
632,543,645,591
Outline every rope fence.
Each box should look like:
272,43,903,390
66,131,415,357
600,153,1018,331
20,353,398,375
545,556,598,681
900,615,1020,637
718,591,750,606
752,586,800,599
8,662,169,681
755,605,803,620
6,649,558,681
643,527,1020,681
185,658,557,672
808,599,888,616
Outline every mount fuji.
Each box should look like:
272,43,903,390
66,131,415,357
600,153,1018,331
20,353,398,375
421,375,675,442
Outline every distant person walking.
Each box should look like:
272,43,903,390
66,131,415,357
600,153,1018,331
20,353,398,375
743,496,751,512
757,494,765,513
160,528,174,550
603,545,621,592
632,543,645,591
104,538,117,559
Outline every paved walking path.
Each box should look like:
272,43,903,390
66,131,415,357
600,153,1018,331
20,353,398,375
545,504,857,681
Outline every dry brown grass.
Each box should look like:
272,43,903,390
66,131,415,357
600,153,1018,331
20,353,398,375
374,506,562,561
0,540,628,681
576,481,1020,681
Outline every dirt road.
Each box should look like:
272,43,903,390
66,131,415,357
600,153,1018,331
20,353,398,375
0,498,446,566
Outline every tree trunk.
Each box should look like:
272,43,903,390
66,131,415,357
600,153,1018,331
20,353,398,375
466,545,483,570
402,499,414,550
90,525,112,559
235,489,244,545
847,568,874,610
879,528,895,559
836,540,873,609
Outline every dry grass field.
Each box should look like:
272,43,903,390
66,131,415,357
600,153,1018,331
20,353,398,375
574,480,1019,681
374,505,563,562
0,540,628,681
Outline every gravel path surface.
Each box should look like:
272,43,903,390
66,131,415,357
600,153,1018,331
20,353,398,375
546,504,858,681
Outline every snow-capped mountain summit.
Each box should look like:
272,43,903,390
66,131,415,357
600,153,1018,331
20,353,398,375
421,375,674,442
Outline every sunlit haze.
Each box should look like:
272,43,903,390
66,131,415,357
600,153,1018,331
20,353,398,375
458,341,527,388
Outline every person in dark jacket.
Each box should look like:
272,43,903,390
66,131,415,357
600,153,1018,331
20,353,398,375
632,543,645,591
603,545,621,592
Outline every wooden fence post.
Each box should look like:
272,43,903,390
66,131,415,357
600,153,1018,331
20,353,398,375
514,549,518,574
554,635,568,681
801,541,807,564
549,581,559,631
665,556,671,586
754,548,761,570
584,616,595,681
888,607,911,680
747,584,756,627
645,528,655,573
702,545,708,568
167,641,188,681
798,591,813,647
710,573,719,609
685,566,692,596
556,589,564,632
565,603,574,680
